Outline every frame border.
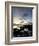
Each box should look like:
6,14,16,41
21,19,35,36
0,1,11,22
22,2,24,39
5,1,38,45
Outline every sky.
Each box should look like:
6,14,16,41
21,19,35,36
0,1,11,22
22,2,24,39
12,7,33,24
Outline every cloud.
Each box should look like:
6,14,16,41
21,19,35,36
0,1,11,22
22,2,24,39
12,7,32,24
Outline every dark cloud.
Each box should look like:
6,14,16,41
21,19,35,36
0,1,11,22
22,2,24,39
12,7,33,22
